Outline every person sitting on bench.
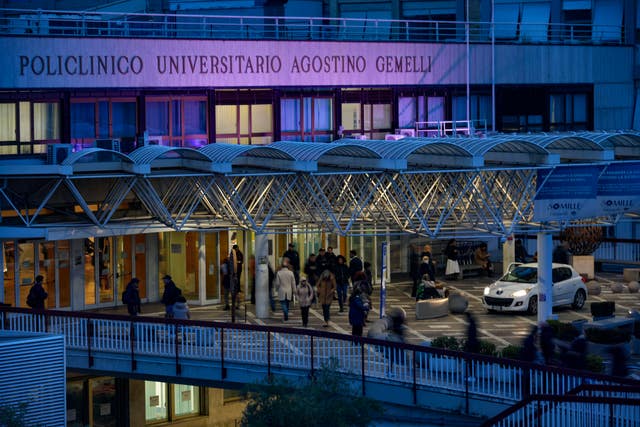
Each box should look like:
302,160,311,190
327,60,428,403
416,275,442,300
474,243,493,277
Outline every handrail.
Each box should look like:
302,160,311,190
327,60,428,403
481,386,640,427
0,7,625,45
2,307,638,395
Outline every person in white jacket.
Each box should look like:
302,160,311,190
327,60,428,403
173,295,190,320
275,262,296,322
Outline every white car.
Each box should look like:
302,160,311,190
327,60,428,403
482,263,587,315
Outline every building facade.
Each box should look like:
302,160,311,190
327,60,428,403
0,1,639,425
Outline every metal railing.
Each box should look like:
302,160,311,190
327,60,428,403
482,384,640,426
0,8,625,45
1,306,638,420
416,119,488,137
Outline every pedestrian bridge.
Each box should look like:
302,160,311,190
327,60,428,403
2,307,639,426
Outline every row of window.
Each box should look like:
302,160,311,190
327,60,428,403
0,88,590,155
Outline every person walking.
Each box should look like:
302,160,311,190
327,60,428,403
316,269,336,327
173,295,191,320
444,239,460,280
303,253,318,290
122,278,142,316
221,257,231,310
296,277,315,327
161,275,182,318
26,275,48,310
348,249,363,285
348,287,369,336
464,312,480,353
334,255,351,313
316,248,330,276
410,244,421,297
274,262,296,322
325,246,338,273
282,242,300,284
231,244,244,283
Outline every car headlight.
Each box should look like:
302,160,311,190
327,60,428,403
483,287,490,296
511,289,529,298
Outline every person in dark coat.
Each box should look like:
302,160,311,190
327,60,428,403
410,244,421,297
26,275,48,310
348,249,363,285
282,242,300,284
315,248,330,275
464,312,480,353
348,287,369,336
334,255,351,312
515,239,530,263
161,275,182,318
539,321,556,365
303,253,318,289
325,246,338,274
552,242,571,264
123,278,142,316
520,325,539,362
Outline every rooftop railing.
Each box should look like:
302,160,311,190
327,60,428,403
0,8,625,45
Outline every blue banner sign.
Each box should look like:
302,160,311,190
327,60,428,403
597,162,640,215
534,165,601,221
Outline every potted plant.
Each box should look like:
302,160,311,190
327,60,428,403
561,224,603,279
547,320,581,351
584,327,632,358
500,345,524,360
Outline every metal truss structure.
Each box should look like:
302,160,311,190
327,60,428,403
1,132,639,240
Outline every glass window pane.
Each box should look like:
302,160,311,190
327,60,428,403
57,240,71,308
372,104,390,129
573,94,587,122
428,97,445,122
146,101,169,136
550,95,565,124
184,100,206,135
215,105,238,135
452,96,466,122
341,103,360,131
239,104,249,134
18,242,35,308
3,242,16,305
303,97,313,132
33,102,60,140
71,102,95,139
145,381,168,422
417,95,426,122
281,98,300,132
398,97,416,128
98,101,109,138
84,237,96,306
251,104,273,134
66,380,85,427
314,98,333,131
0,103,16,142
172,100,181,136
173,384,200,418
19,102,30,142
90,377,117,427
112,101,136,137
363,104,372,130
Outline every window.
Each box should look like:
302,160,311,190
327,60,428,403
145,96,208,148
341,89,392,140
145,381,202,423
0,100,60,155
550,93,588,131
71,98,136,150
281,95,333,142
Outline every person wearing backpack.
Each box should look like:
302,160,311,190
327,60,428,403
161,275,182,318
122,278,141,316
26,275,48,310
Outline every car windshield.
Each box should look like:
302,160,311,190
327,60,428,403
500,266,538,284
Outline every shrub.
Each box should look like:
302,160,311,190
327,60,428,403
430,336,461,351
585,354,605,373
547,320,581,342
500,345,524,360
584,327,631,344
477,339,497,356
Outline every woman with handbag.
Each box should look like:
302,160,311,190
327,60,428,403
296,277,315,327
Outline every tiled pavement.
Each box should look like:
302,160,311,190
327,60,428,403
99,271,640,354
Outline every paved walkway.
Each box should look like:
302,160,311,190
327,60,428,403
97,272,640,355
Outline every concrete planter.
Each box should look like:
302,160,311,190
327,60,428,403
572,255,595,280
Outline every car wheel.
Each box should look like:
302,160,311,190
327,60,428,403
572,289,586,310
527,295,538,315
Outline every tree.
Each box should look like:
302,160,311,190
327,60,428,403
241,361,383,427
